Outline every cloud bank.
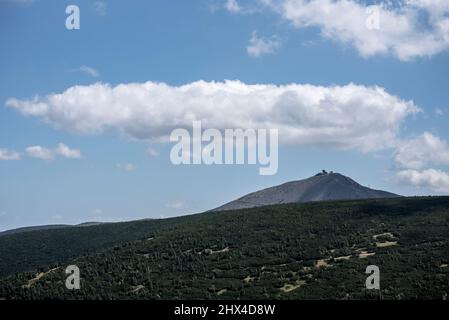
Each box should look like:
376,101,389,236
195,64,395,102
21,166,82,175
229,0,449,60
395,132,449,170
6,80,419,153
397,169,449,193
394,132,449,193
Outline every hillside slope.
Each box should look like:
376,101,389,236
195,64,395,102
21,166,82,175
1,197,448,300
213,172,400,211
0,218,181,277
0,225,71,237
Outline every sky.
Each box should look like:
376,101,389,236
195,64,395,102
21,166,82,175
1,0,449,231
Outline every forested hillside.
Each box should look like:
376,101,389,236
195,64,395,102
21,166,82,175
0,218,182,277
1,197,449,299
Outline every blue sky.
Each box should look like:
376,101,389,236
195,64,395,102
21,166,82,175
1,0,449,231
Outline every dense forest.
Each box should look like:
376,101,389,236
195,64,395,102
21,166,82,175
0,217,185,278
1,197,449,299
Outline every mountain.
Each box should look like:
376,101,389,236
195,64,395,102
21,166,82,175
0,225,71,237
1,196,449,299
213,171,400,211
0,219,175,278
0,222,109,237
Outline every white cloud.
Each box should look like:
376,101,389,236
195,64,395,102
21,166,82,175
91,209,103,215
166,200,185,209
74,66,99,77
93,1,107,16
223,0,261,14
394,132,449,193
395,132,449,169
51,214,63,221
397,169,449,193
247,31,282,57
26,146,53,160
146,147,159,157
0,148,20,160
6,80,420,153
435,108,444,116
56,143,82,158
225,0,241,13
116,163,135,172
25,143,81,160
0,211,6,217
257,0,449,61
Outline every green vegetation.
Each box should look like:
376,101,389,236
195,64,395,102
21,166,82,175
1,197,449,299
0,218,183,277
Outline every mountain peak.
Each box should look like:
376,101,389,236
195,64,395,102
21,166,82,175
314,169,334,176
213,172,400,211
